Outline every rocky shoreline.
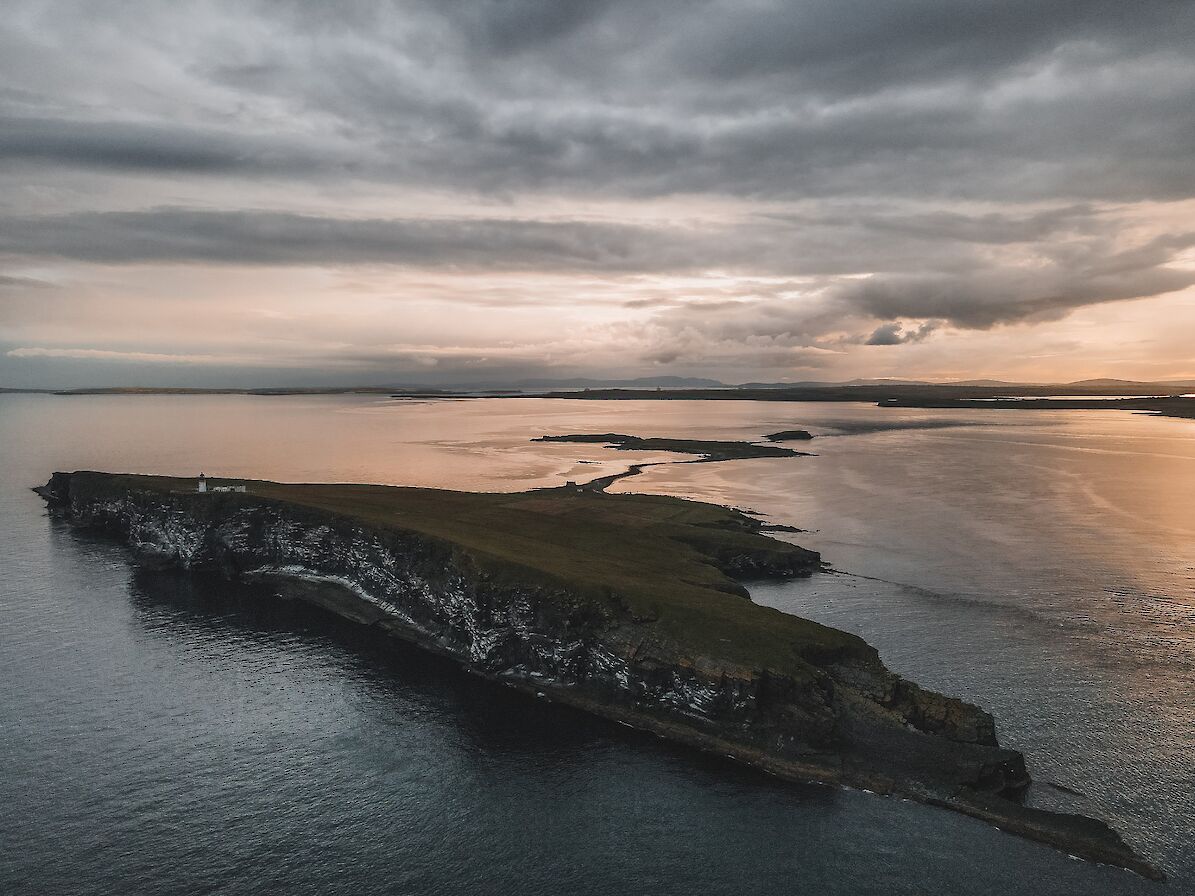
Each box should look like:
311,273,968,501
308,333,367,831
36,471,1162,880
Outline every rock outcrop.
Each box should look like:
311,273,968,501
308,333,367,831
37,471,1161,879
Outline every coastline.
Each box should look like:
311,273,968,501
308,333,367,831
35,471,1163,880
13,385,1191,423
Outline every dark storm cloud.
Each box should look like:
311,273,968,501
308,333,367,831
2,0,1194,381
0,208,707,271
764,205,1103,245
0,203,1125,273
410,0,1195,97
3,1,1192,200
865,321,940,345
444,0,620,55
835,232,1195,328
0,116,335,174
662,0,1194,91
3,206,1193,334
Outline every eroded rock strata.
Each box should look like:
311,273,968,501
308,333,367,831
37,471,1160,879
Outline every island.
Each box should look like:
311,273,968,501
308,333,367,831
532,433,814,491
533,432,809,460
36,471,1160,879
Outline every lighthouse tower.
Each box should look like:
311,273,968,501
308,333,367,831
198,473,207,493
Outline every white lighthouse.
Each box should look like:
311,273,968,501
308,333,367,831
198,473,207,493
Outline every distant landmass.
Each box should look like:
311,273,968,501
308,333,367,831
20,376,726,395
509,376,729,390
4,376,1194,400
532,383,1195,422
736,377,1195,391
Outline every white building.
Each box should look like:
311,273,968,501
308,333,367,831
197,473,246,494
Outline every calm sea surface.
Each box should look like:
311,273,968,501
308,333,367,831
1,394,1191,895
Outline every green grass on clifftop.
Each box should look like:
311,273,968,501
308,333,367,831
84,473,867,677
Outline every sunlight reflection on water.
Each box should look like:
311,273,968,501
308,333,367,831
1,394,1190,894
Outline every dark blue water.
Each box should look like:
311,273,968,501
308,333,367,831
1,395,1187,894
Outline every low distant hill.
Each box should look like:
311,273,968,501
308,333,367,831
738,378,934,389
17,376,1195,397
511,376,729,390
1063,378,1195,391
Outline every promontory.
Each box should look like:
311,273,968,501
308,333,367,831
36,471,1160,879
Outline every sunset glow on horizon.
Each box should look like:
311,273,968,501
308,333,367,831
2,2,1194,388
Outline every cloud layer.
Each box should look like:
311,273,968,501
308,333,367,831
1,0,1193,385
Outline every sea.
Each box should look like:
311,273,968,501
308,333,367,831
1,394,1192,895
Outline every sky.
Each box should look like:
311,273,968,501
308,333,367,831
2,0,1194,388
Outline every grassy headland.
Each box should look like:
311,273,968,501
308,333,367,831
40,470,1163,878
78,473,845,677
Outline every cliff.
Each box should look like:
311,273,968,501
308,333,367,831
37,471,1160,879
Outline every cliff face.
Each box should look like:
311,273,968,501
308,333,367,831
37,472,1161,879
